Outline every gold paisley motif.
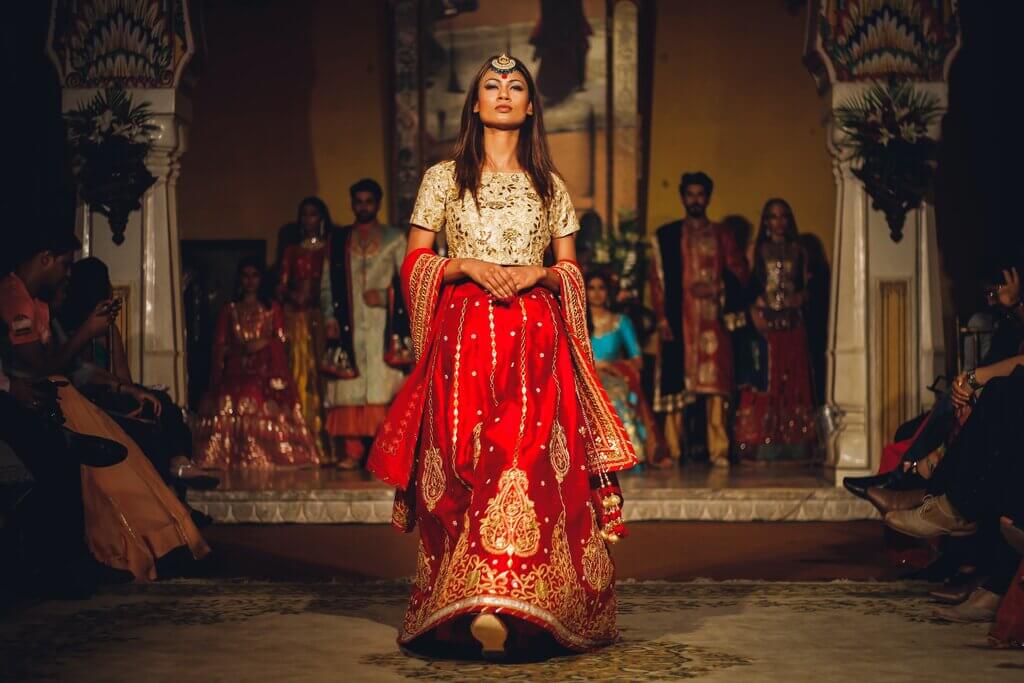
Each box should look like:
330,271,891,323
549,421,570,483
479,468,541,557
471,422,483,471
582,514,614,592
414,540,432,591
420,447,446,512
699,330,719,355
391,493,411,531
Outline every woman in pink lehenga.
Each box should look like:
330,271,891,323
194,257,319,469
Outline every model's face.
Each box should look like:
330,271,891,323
300,204,322,235
682,185,709,219
474,69,533,130
352,191,380,224
240,266,261,295
586,278,609,308
766,204,790,239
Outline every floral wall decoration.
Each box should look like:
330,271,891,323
834,79,941,242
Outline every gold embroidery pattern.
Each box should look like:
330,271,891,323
699,330,719,355
471,422,483,471
410,161,579,266
391,492,411,531
414,540,432,591
582,514,614,592
421,446,445,512
407,253,449,360
450,300,469,459
401,513,616,649
549,421,570,483
478,468,541,558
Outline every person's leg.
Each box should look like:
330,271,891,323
705,395,729,465
939,375,1024,521
662,410,684,461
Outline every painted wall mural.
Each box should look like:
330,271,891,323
805,0,960,89
48,0,195,88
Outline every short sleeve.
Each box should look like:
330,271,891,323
549,175,580,239
409,162,452,233
0,278,42,346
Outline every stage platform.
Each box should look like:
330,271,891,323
188,463,877,525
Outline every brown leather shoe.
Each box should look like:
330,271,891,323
865,487,926,515
884,495,977,538
929,572,984,604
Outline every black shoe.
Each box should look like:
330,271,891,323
843,467,926,499
64,431,128,468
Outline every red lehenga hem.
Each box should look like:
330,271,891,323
401,595,616,651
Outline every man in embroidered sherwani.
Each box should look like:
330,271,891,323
650,172,749,467
321,179,408,469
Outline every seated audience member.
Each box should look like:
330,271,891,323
1,230,209,581
52,257,216,490
193,257,320,469
880,356,1024,623
0,367,134,598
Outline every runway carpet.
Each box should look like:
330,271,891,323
2,580,1021,682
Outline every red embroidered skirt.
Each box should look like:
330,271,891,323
735,324,816,459
400,282,618,651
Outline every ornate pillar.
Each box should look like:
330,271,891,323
47,1,197,402
804,1,960,483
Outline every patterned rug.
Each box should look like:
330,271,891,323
2,580,1021,681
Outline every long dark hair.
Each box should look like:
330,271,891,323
584,269,617,336
751,198,801,295
297,196,333,236
60,257,112,333
452,54,559,208
233,255,273,309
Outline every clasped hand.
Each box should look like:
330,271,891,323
461,260,544,301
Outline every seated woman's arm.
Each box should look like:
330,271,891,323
954,353,1024,407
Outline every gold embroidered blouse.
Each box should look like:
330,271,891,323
410,160,580,266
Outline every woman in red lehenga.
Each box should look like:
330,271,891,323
368,54,637,659
194,257,319,469
733,199,817,462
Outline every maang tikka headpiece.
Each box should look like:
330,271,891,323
490,53,518,79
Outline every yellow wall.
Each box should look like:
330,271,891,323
179,0,389,260
180,0,834,262
646,0,835,260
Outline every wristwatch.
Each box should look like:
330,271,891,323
965,369,982,391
